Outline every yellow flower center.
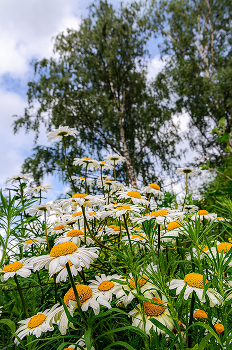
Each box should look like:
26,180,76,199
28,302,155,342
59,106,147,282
127,191,141,199
217,217,223,220
214,324,224,334
116,205,131,210
114,226,125,231
84,158,93,162
88,212,97,216
53,225,65,230
64,284,93,306
143,297,165,317
98,280,115,291
198,244,209,253
38,206,47,211
194,310,207,321
131,234,145,240
182,168,193,174
184,273,208,289
167,221,182,231
3,262,23,272
217,242,232,254
129,275,148,289
26,239,37,244
72,212,83,217
197,210,209,215
50,242,77,257
28,314,47,328
110,157,119,161
72,194,87,198
149,183,160,190
67,230,84,237
57,131,68,136
150,209,168,217
99,161,106,164
109,225,117,229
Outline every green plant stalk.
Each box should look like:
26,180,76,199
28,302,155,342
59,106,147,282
14,275,29,318
182,173,188,210
82,205,111,250
100,166,105,197
62,136,77,193
0,222,10,268
54,273,57,303
113,160,116,181
188,291,195,348
44,211,50,252
36,271,45,301
123,214,132,252
157,224,161,259
84,163,89,194
65,262,85,322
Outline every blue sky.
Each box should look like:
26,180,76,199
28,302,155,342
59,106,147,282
0,0,204,200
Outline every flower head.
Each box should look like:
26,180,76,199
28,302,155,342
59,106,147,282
48,126,77,141
176,168,198,177
104,154,126,165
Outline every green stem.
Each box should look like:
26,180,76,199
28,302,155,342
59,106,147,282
188,291,195,348
123,214,132,252
114,160,116,181
44,211,50,252
65,263,82,313
82,205,111,250
182,173,188,210
62,136,77,193
36,271,45,301
84,164,89,194
100,167,105,197
157,224,161,259
54,273,57,303
14,275,29,318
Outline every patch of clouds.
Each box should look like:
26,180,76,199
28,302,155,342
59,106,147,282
146,55,168,81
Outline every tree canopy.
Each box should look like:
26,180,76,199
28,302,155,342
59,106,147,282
14,0,181,187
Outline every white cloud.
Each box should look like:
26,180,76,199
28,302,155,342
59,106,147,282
0,0,82,77
146,55,167,81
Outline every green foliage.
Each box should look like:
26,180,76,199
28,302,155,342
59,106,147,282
13,0,181,187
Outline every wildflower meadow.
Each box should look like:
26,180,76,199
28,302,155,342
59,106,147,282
1,126,232,350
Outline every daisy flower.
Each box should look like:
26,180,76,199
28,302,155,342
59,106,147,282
73,157,100,169
22,237,46,251
48,126,77,141
50,261,78,283
193,309,208,322
88,274,123,302
14,304,60,344
116,274,158,306
71,176,94,185
205,242,232,266
55,229,93,246
63,284,111,315
104,154,126,165
133,209,177,225
26,184,52,195
31,242,99,275
129,295,174,335
183,205,199,213
141,183,161,195
29,203,60,216
122,232,148,248
48,223,68,235
117,190,149,206
104,225,126,236
65,338,95,350
6,173,32,184
169,272,223,306
97,161,114,170
176,167,198,177
103,179,124,192
191,210,217,221
0,259,32,281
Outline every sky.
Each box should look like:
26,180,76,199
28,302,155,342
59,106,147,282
0,0,208,201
